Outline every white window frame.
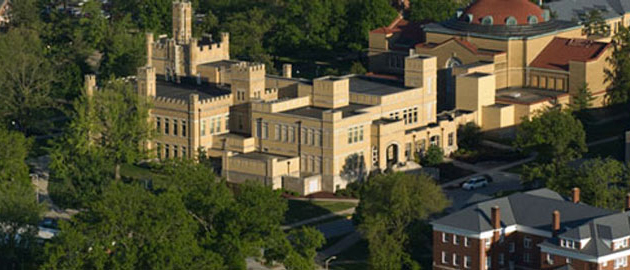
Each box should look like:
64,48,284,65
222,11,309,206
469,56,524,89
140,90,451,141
453,254,459,266
464,237,469,247
442,233,448,243
442,251,447,264
453,235,459,245
464,256,471,268
524,237,532,249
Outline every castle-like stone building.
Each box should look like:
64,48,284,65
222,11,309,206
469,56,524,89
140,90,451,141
369,0,618,132
90,0,474,194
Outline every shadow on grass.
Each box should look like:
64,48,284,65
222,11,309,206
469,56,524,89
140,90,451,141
284,200,356,225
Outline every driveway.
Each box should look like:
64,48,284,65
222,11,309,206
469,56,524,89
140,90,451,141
445,171,522,212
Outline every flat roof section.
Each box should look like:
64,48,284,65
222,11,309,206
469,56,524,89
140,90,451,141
235,152,294,162
349,76,410,96
280,103,371,120
495,88,569,105
155,77,231,101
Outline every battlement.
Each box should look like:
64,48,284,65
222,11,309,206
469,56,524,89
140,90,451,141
154,96,188,105
231,62,266,73
199,93,232,105
265,88,279,94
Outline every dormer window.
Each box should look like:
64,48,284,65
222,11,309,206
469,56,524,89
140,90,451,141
561,238,577,249
465,14,474,23
482,16,493,25
505,16,517,26
528,15,539,25
613,238,629,250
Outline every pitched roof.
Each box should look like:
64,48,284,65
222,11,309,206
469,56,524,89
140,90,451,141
432,188,613,234
371,15,424,50
530,37,610,71
415,38,505,56
461,0,546,26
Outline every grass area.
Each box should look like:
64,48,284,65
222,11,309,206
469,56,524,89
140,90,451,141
586,138,625,161
436,162,475,183
120,164,168,181
584,116,630,142
284,200,357,225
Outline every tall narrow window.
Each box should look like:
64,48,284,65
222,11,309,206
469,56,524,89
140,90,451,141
165,144,170,158
182,146,186,158
181,120,186,137
262,122,269,139
156,117,161,133
165,119,170,135
173,145,178,158
275,124,280,140
210,118,215,134
201,120,206,136
173,120,178,136
216,117,221,133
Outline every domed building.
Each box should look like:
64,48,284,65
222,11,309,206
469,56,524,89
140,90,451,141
369,0,616,133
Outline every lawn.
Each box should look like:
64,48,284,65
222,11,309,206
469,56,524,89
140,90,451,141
586,138,625,161
120,164,168,181
284,200,357,225
584,116,630,142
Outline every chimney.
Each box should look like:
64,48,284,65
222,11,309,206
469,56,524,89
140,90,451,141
572,187,580,203
282,64,292,78
552,210,560,237
491,206,500,229
625,194,630,211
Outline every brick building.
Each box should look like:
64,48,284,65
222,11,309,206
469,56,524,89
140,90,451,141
432,188,630,270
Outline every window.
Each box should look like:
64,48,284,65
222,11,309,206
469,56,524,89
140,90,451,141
262,122,268,139
310,129,315,145
216,117,221,133
165,144,170,158
210,118,215,134
289,126,295,143
528,15,538,25
442,252,447,264
173,145,178,158
499,253,504,266
453,254,459,266
156,143,162,159
281,125,287,142
182,146,186,158
523,253,531,263
566,257,571,264
165,119,170,134
442,233,448,243
486,256,491,269
464,256,471,268
524,237,532,249
506,16,517,26
509,242,515,253
182,120,186,137
482,16,493,25
448,133,454,146
546,254,554,264
453,235,459,245
615,257,628,269
201,120,206,136
403,109,408,124
275,125,280,140
464,237,470,247
413,107,418,123
173,120,178,136
562,239,576,249
485,238,491,248
347,126,364,144
613,238,629,250
225,116,229,131
156,117,161,132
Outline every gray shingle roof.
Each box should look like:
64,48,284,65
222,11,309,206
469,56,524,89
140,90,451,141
432,189,613,233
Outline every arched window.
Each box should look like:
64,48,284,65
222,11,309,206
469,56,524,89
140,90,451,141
528,15,539,25
482,16,494,25
465,14,474,23
506,16,517,26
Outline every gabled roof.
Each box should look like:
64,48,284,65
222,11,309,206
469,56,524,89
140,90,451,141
530,37,610,71
432,188,613,234
371,15,424,51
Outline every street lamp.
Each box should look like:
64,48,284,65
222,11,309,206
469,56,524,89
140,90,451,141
325,256,337,270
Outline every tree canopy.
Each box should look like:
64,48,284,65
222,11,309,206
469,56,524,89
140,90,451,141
355,172,449,270
606,25,630,105
514,108,587,163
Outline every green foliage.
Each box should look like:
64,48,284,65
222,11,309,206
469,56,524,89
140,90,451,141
341,153,367,181
99,18,147,78
355,173,448,270
582,9,611,37
570,83,596,112
350,62,367,74
408,0,460,22
0,128,44,269
283,227,326,270
606,26,630,104
109,0,172,34
523,158,630,210
42,182,223,270
222,8,276,72
0,27,55,134
514,108,587,163
345,0,399,51
421,145,444,167
457,122,482,151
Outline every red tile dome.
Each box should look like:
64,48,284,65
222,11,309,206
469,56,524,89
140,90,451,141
460,0,547,26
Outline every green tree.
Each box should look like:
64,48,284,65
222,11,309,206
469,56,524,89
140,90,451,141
283,227,326,270
99,17,147,78
41,182,225,270
514,108,587,163
606,26,630,104
570,83,596,112
109,0,172,34
582,9,611,37
409,0,460,22
355,173,449,270
350,62,367,74
222,8,276,72
0,128,44,269
421,145,444,167
457,122,482,151
345,0,398,50
0,27,55,134
91,79,155,180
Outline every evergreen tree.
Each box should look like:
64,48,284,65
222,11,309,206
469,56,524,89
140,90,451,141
606,26,630,104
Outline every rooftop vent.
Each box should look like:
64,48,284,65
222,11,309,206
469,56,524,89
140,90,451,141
509,92,522,98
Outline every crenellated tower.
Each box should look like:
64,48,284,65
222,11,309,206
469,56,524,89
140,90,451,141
230,62,266,105
172,0,192,44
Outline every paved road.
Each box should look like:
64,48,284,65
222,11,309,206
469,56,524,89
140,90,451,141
445,171,522,211
316,218,354,239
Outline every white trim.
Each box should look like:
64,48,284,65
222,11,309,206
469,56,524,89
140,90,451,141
432,224,552,240
541,244,630,263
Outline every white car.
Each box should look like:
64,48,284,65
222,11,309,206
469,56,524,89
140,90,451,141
462,176,489,190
